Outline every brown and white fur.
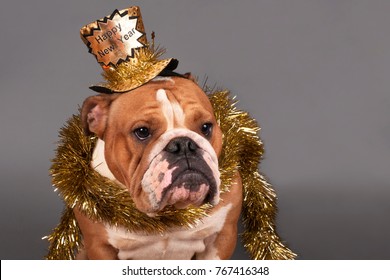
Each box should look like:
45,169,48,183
75,76,242,259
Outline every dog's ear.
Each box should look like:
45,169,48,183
81,94,118,138
183,72,197,83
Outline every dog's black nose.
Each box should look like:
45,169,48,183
164,137,199,155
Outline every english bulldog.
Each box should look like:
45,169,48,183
74,75,243,259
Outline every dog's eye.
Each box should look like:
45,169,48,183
200,123,213,137
134,127,151,141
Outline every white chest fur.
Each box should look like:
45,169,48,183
105,204,232,260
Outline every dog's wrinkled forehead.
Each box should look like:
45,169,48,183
143,77,213,129
155,87,185,129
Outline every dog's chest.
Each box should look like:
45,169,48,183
105,204,231,260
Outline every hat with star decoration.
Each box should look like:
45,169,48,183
80,6,178,93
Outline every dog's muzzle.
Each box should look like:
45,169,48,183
142,136,220,212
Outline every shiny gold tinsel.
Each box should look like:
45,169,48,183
45,90,296,260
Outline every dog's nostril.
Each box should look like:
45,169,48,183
165,137,198,155
165,141,180,153
187,140,197,152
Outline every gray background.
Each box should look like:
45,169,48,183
1,0,389,260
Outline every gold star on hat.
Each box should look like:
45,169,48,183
80,6,178,93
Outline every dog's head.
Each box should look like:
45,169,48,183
81,76,222,215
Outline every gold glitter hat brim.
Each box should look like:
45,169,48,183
90,57,178,94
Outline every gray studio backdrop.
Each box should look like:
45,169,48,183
1,0,389,259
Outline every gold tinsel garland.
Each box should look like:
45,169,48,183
45,90,296,260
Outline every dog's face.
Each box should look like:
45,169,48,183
81,77,222,215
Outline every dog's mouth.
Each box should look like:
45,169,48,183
140,148,220,214
161,170,214,209
155,162,219,211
